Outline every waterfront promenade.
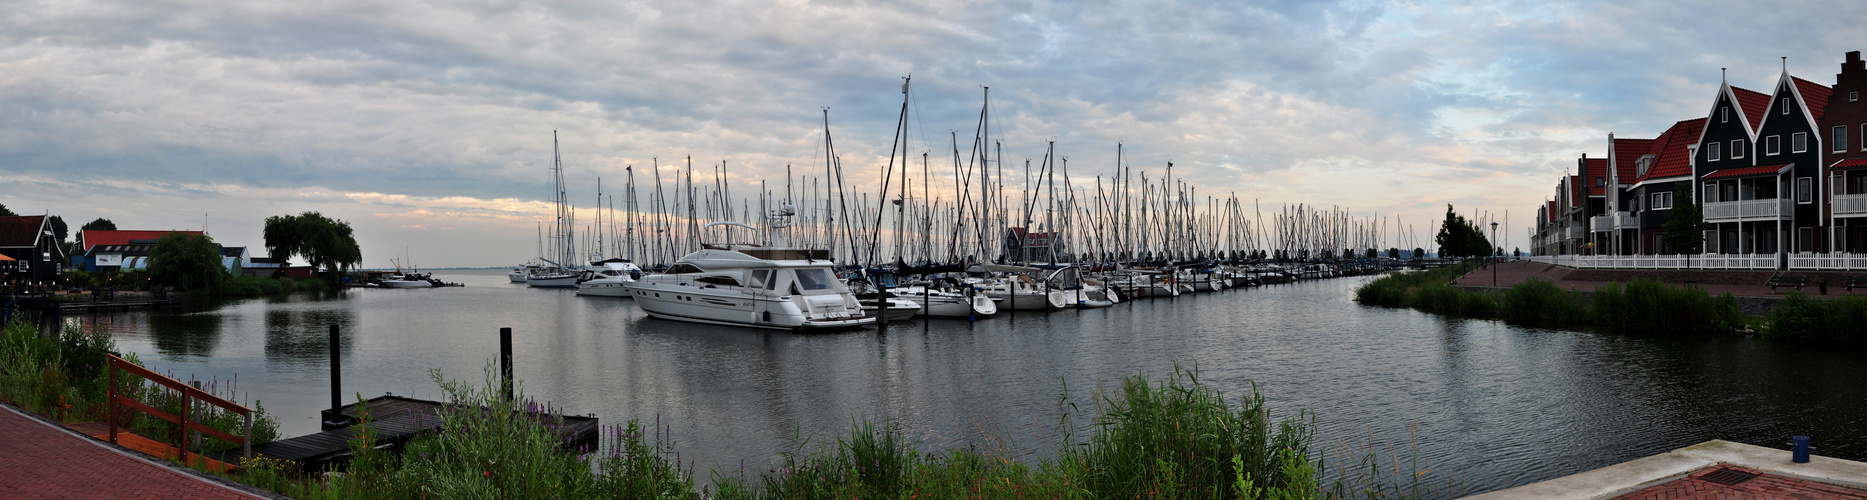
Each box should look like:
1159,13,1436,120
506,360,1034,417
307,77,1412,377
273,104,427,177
0,404,275,499
1454,260,1843,298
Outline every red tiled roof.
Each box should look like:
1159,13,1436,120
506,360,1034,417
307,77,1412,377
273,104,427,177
1792,76,1831,121
1732,86,1770,133
1639,118,1707,182
1611,138,1655,184
1583,158,1608,196
79,230,204,251
1834,158,1867,169
0,215,46,248
1704,163,1791,180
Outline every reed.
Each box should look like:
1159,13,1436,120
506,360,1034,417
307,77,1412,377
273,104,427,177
1765,293,1867,344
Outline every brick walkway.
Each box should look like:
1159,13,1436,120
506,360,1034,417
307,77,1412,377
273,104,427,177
0,404,268,499
1614,465,1867,499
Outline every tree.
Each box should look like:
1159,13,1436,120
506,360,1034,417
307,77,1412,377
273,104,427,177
1660,182,1706,268
81,218,117,231
1413,248,1425,260
1434,204,1492,259
1387,248,1400,259
47,216,67,244
0,203,13,216
264,212,362,281
148,232,226,291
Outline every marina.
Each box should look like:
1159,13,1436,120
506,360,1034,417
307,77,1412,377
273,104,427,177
64,268,1867,495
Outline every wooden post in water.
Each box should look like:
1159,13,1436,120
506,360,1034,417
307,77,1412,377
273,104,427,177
329,324,340,413
500,327,513,404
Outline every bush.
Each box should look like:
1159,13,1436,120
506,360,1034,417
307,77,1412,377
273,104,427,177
1766,293,1867,343
1501,279,1584,325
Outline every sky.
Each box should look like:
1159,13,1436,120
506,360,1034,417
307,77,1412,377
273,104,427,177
2,0,1863,268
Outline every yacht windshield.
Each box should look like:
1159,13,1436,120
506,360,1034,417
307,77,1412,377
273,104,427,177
793,268,834,291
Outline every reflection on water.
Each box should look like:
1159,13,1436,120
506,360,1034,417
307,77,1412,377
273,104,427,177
91,269,1867,495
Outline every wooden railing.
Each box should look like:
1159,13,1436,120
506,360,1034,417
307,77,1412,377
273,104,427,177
106,354,252,462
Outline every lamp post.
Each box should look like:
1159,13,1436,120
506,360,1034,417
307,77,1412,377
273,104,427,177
1490,221,1500,287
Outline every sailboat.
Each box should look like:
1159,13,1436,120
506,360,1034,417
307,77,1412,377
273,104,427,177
528,131,581,288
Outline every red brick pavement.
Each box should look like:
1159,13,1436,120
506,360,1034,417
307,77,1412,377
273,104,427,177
1614,465,1867,499
0,404,266,499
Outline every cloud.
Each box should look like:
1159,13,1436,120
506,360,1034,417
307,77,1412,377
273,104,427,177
1,0,1862,264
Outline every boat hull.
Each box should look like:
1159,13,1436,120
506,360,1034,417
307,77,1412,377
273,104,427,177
527,274,579,288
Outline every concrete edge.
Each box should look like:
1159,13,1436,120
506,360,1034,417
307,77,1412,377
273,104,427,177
1460,440,1867,500
0,403,291,500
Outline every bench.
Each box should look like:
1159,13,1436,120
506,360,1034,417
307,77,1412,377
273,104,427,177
1844,276,1867,293
1766,275,1810,292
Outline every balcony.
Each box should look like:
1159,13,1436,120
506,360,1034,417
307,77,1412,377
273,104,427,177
1589,212,1637,230
1703,198,1792,222
1837,193,1867,217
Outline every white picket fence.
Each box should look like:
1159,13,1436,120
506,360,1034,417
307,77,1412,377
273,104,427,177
1529,253,1867,271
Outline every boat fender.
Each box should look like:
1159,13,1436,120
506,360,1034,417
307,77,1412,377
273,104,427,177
762,310,771,322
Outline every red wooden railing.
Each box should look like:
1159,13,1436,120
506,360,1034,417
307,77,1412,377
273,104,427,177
106,354,252,462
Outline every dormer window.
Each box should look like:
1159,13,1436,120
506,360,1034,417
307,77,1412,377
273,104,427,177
1635,154,1656,177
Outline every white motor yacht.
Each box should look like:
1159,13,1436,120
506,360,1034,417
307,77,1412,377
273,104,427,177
576,259,642,297
624,217,874,330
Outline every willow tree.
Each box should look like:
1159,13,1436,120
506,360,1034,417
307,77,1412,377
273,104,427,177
148,232,225,291
264,212,362,281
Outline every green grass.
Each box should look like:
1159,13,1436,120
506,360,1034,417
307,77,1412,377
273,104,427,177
1357,268,1753,335
213,276,328,297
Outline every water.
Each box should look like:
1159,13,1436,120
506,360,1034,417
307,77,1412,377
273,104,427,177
75,269,1867,494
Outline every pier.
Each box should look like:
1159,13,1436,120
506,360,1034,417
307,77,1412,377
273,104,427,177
227,394,599,471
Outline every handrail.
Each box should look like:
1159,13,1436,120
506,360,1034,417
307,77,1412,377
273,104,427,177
107,354,253,463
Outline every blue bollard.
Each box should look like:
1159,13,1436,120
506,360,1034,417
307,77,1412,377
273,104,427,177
1793,436,1811,463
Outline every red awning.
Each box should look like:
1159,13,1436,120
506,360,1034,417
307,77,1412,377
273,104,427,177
0,254,14,261
1832,158,1867,170
1703,164,1791,180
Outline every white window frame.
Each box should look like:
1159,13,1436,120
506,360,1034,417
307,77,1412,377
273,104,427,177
1839,125,1851,153
1721,106,1729,123
1708,142,1722,161
1653,191,1674,210
1793,132,1807,153
1782,98,1790,115
1797,176,1813,204
1852,91,1860,103
1730,139,1745,159
1703,183,1717,203
1766,135,1781,155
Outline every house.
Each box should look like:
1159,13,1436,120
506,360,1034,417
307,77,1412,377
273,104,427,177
0,215,65,286
1825,51,1867,251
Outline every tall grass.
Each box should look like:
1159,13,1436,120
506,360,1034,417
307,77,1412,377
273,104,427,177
1765,293,1867,344
1358,270,1751,334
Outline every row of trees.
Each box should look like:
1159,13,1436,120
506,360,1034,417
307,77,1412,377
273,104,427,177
15,203,364,292
1435,205,1496,259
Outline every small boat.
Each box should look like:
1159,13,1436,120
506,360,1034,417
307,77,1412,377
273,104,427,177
861,296,922,321
378,273,435,288
893,284,999,318
526,258,580,288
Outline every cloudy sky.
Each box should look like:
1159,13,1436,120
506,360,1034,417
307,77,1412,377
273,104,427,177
2,0,1860,267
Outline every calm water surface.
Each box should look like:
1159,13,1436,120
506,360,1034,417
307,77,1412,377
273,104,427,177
77,269,1867,494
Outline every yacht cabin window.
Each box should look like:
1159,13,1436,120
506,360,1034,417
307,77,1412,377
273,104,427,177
793,268,834,291
747,269,772,289
666,263,703,274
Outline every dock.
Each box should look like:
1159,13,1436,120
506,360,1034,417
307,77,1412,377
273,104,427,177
228,395,599,471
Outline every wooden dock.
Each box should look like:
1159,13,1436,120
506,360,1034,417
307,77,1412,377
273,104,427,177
226,395,599,471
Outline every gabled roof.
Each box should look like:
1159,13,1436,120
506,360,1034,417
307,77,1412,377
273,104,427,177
1732,86,1770,134
1583,158,1609,196
1611,138,1656,185
1704,163,1793,180
79,230,204,251
1792,76,1832,121
0,215,47,248
1640,118,1707,183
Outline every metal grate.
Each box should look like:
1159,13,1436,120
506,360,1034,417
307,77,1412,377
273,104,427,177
1700,468,1760,486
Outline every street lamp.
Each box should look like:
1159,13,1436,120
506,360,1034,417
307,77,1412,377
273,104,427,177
1490,221,1500,287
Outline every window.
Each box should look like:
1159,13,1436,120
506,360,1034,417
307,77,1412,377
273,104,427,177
1708,142,1722,161
1731,139,1745,159
1596,177,1604,187
1798,177,1813,204
1837,173,1847,196
1800,227,1814,253
747,269,771,289
1766,135,1781,155
792,268,834,291
665,263,703,274
1793,132,1807,153
696,275,742,287
1721,106,1729,123
1840,125,1852,153
1853,91,1860,102
1703,184,1718,203
1782,98,1791,115
1653,191,1674,210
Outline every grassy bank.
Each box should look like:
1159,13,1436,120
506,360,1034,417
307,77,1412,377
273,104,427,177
0,319,281,456
217,364,1453,499
1353,263,1867,345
